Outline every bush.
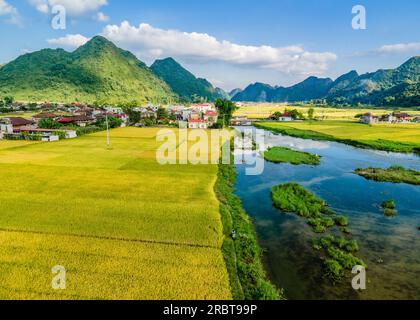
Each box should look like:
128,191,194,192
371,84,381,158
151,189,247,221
335,216,349,227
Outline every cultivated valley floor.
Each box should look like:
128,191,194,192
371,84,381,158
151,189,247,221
0,127,232,299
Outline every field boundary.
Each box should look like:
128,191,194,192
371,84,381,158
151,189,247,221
0,228,220,250
215,152,284,300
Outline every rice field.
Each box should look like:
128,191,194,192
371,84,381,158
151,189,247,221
258,120,420,144
0,127,232,300
235,104,419,121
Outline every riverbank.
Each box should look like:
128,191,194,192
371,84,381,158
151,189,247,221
254,121,420,155
215,157,283,300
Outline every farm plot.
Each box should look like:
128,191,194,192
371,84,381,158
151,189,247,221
0,127,232,299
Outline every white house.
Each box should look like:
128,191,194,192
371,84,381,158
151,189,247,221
360,113,379,124
188,119,209,129
190,103,214,113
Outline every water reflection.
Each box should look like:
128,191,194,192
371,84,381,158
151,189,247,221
234,127,420,300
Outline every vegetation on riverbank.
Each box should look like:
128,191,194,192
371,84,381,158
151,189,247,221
263,146,320,165
215,153,283,300
254,121,420,154
271,183,366,281
355,165,420,185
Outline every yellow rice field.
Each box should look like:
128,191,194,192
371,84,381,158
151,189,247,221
0,127,232,300
235,104,419,121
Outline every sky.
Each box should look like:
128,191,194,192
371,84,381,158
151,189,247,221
0,0,419,91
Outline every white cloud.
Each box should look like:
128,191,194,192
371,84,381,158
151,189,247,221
95,11,109,22
377,42,420,55
101,21,337,75
29,0,107,16
47,34,90,49
0,0,22,26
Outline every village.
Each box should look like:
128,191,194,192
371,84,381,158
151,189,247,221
0,101,221,142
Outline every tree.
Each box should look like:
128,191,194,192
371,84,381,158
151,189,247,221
38,118,62,129
215,98,237,127
157,107,169,120
307,108,315,120
4,96,14,106
96,116,123,129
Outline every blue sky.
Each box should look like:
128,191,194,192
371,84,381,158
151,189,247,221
1,0,419,90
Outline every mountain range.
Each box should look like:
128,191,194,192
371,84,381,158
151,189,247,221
232,57,420,107
0,35,418,107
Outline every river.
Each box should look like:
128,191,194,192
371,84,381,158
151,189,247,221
234,127,420,300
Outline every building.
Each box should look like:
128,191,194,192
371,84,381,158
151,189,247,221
190,103,214,113
188,119,209,129
2,117,35,130
392,112,411,123
360,113,379,124
278,112,293,122
231,116,253,126
203,110,218,125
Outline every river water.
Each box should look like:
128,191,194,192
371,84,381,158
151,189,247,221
234,127,420,300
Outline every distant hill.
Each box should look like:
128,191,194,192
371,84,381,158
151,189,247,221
228,88,242,98
0,36,178,104
232,56,420,106
232,77,333,102
328,56,420,106
151,57,222,102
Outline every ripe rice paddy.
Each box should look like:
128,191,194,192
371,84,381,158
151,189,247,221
0,127,232,299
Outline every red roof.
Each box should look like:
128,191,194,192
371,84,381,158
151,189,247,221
189,119,207,123
191,104,212,107
205,111,218,116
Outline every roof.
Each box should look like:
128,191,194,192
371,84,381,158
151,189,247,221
205,111,218,116
6,117,34,126
393,112,411,118
189,119,208,123
190,104,212,107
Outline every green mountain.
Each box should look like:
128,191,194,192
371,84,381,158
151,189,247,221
151,57,221,102
0,36,178,104
328,56,420,106
232,82,274,102
232,77,333,102
228,88,242,99
232,57,420,106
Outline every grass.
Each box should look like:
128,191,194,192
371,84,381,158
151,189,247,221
382,200,397,217
0,127,233,300
313,235,366,282
271,183,335,233
263,146,320,165
215,150,282,300
254,121,420,154
355,165,420,185
271,184,366,281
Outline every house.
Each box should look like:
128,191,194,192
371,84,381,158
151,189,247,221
190,103,214,113
188,119,209,129
57,115,94,127
203,110,218,125
140,108,157,119
278,112,293,122
392,112,411,123
17,128,77,140
33,112,61,123
181,109,193,121
360,113,379,124
231,116,253,126
0,119,13,134
2,117,35,130
189,111,202,121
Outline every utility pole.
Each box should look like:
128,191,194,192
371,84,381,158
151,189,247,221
106,113,110,148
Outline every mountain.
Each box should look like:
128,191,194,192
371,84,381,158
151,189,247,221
232,57,420,106
151,57,221,102
232,83,274,102
232,77,333,102
215,87,230,99
0,36,178,104
328,56,420,106
228,88,242,98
